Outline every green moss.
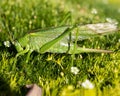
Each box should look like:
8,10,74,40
0,0,120,96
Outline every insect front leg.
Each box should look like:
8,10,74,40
13,45,30,67
26,50,33,63
16,45,30,58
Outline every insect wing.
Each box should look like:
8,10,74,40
72,23,118,40
28,26,69,53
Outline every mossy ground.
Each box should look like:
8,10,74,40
0,0,120,96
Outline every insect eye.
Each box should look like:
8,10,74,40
23,47,26,49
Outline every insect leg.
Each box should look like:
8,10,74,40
66,32,71,53
15,45,30,58
40,26,76,53
69,46,113,54
26,50,33,63
13,45,30,68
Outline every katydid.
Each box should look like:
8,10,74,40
4,23,118,62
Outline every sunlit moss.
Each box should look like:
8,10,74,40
0,0,120,96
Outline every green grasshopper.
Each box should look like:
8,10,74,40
4,23,118,63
